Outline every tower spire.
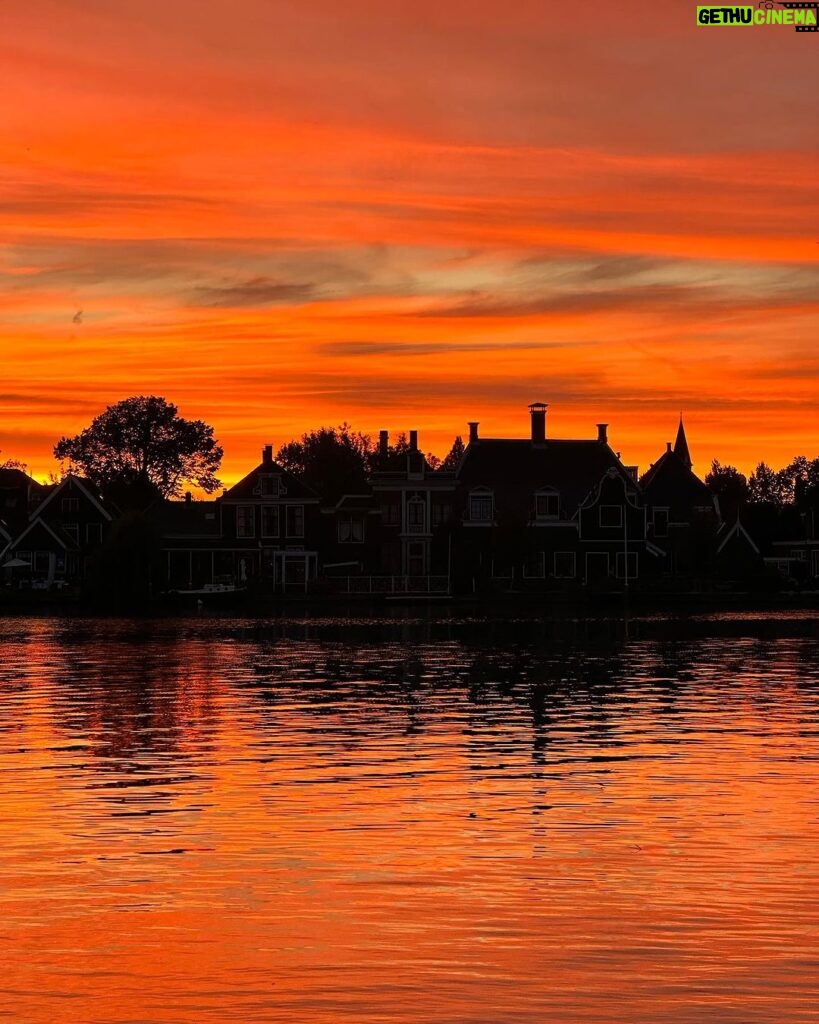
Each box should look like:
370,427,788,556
674,415,692,469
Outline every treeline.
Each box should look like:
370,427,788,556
706,457,819,520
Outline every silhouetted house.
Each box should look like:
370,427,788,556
639,418,720,577
3,475,112,586
451,404,651,591
0,467,46,545
146,495,222,591
319,493,383,580
367,430,456,589
714,518,764,582
220,444,321,591
763,505,819,583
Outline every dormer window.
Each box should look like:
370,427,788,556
468,488,494,523
257,474,282,497
534,490,560,520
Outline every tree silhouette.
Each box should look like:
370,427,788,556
276,424,374,502
440,436,465,471
54,396,223,499
0,450,28,472
706,460,748,522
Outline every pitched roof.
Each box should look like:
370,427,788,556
457,437,633,517
30,474,112,521
639,447,714,511
674,416,692,469
222,459,319,502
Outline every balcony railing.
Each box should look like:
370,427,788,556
331,575,449,595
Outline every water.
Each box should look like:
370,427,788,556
2,613,819,1023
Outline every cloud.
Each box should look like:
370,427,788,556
190,278,318,308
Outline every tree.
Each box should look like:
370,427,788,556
440,436,465,471
705,460,749,522
276,424,374,503
54,396,223,499
0,449,28,472
748,461,785,507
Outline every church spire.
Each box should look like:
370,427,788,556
674,415,692,469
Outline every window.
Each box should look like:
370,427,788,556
237,505,255,538
431,501,449,527
616,552,639,580
599,505,623,528
258,474,281,497
63,523,79,544
61,497,79,515
791,549,807,561
286,505,304,538
653,509,669,538
338,514,365,543
407,496,426,533
469,490,493,523
535,492,560,520
381,502,400,526
17,550,31,565
85,523,102,545
261,506,280,538
554,551,576,578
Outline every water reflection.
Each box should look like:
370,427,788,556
1,615,819,1022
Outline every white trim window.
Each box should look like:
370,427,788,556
468,489,494,523
406,496,426,534
61,497,79,515
599,505,623,528
534,490,560,520
286,505,304,538
261,505,280,538
237,505,255,538
338,514,365,543
553,551,576,578
258,474,281,497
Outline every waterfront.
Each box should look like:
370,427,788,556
2,614,819,1023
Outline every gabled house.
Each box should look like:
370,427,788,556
639,418,720,577
218,444,321,591
451,403,649,590
368,429,456,586
4,474,112,586
0,467,47,550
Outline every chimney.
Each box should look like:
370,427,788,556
262,444,273,465
529,402,547,444
666,441,672,453
379,429,389,460
184,491,192,503
597,423,608,445
626,466,639,482
468,421,479,445
409,429,418,452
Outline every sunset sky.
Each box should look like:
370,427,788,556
2,0,817,485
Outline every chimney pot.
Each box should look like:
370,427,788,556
379,429,389,459
529,402,547,444
409,429,418,452
262,444,273,464
468,421,479,444
597,423,608,444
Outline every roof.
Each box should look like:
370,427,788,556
457,437,633,517
30,474,112,521
639,447,714,511
145,499,221,537
674,417,692,469
222,459,319,502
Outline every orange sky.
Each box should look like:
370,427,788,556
1,0,818,485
